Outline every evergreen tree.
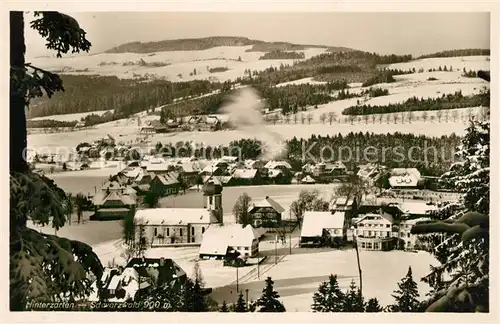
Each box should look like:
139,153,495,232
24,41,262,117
122,205,136,245
311,274,344,312
389,267,420,312
220,300,229,312
256,277,286,312
160,109,166,124
365,298,383,312
234,292,247,312
342,280,364,312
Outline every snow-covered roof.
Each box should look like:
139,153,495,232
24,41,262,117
248,196,285,213
389,174,419,187
200,224,260,256
265,160,292,170
134,208,218,226
301,211,345,237
122,167,142,179
153,173,179,186
233,168,258,179
397,201,438,215
390,168,421,178
356,212,394,225
93,189,137,206
302,175,316,183
219,156,239,163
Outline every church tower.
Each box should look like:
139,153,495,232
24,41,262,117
203,179,223,223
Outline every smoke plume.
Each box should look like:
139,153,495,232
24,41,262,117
219,87,286,160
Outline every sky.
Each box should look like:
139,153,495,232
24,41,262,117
24,12,490,59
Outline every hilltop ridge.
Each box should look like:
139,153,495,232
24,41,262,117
104,36,355,54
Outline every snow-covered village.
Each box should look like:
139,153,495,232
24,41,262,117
9,10,492,316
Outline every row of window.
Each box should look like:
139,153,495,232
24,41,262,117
357,230,391,238
153,226,206,237
358,223,391,228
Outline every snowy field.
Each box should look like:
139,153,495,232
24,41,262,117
386,55,490,72
29,109,114,122
29,46,329,82
248,249,439,312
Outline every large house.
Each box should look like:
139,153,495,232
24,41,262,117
92,181,137,219
352,212,395,251
150,173,180,196
388,168,423,189
133,180,223,246
300,211,346,247
248,196,285,230
199,224,265,259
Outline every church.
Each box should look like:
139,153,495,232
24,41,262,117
133,179,223,247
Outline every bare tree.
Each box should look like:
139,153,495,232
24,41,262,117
293,113,298,124
407,111,414,123
399,112,405,124
385,114,391,124
319,113,327,124
283,114,291,124
363,115,369,124
392,113,399,124
377,114,384,124
233,193,252,226
300,113,306,124
436,110,443,122
348,115,356,125
444,110,450,122
370,114,377,124
306,113,313,124
451,110,459,122
422,111,429,123
327,112,336,125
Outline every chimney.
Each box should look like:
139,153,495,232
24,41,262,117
160,257,165,267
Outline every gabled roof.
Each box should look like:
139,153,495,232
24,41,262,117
302,175,316,183
248,196,285,213
134,208,218,225
153,173,179,186
301,211,345,237
265,160,292,170
199,224,260,256
93,190,137,206
233,168,258,179
355,212,394,224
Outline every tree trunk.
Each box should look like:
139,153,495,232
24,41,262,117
10,11,28,174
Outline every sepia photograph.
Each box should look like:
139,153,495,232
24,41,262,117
6,3,496,320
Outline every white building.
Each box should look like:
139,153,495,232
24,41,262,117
199,224,264,259
388,168,422,189
353,212,395,251
300,211,346,246
133,181,223,246
397,217,432,250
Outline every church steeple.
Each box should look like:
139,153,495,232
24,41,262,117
203,178,223,223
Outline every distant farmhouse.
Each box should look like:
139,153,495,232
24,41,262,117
92,181,138,219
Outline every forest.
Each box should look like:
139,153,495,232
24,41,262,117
28,75,226,119
417,48,490,59
259,50,306,60
342,90,490,116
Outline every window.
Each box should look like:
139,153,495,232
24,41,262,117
209,196,213,205
191,237,195,243
368,231,372,237
386,231,390,237
244,247,249,251
191,227,195,236
386,224,390,228
180,229,183,236
367,243,372,249
154,228,157,236
407,232,410,238
202,227,205,234
361,242,366,248
167,228,170,236
374,242,379,250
